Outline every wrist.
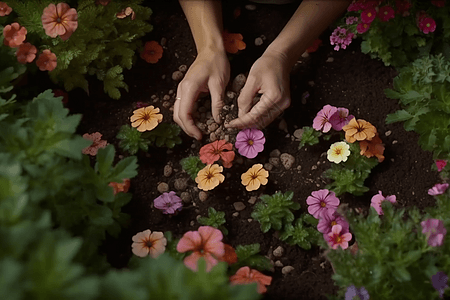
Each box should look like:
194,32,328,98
197,35,226,56
261,46,295,70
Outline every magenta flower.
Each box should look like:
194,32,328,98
431,0,446,8
329,107,354,131
154,191,183,214
436,160,447,172
421,218,447,247
360,8,377,23
428,183,449,196
356,22,371,34
419,17,436,34
378,5,395,22
313,105,338,133
370,191,397,215
307,189,340,219
235,128,265,159
346,16,359,25
432,271,449,299
136,101,149,108
326,224,352,250
330,27,355,51
317,211,349,235
345,285,370,300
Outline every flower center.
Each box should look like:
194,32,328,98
56,17,62,23
335,235,342,243
331,221,337,226
206,172,214,180
367,12,372,17
334,148,342,155
248,139,254,145
150,50,155,55
146,240,153,248
320,201,326,207
251,173,259,180
427,23,431,27
142,113,150,121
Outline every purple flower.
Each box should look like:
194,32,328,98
345,285,370,300
432,271,449,299
421,218,447,247
329,107,354,131
428,183,449,196
317,211,349,234
346,16,359,25
330,27,355,51
370,191,397,215
313,105,338,133
153,191,183,214
306,189,340,219
234,128,265,159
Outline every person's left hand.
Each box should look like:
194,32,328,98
225,50,291,129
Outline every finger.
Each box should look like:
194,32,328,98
236,77,259,118
209,79,225,124
176,85,203,140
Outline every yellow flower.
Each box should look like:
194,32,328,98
195,164,225,191
327,141,350,164
241,164,269,191
130,106,163,132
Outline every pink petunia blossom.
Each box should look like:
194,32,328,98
428,183,449,196
313,105,338,133
235,128,265,159
356,22,371,34
370,191,397,215
360,8,377,23
153,191,183,214
325,224,352,250
176,226,225,272
346,16,359,25
436,160,447,172
306,189,340,219
317,211,349,235
419,17,436,34
378,5,395,22
82,132,108,156
431,0,446,7
329,107,354,131
421,219,447,247
330,27,355,51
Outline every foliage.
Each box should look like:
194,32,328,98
325,195,450,300
181,155,206,180
298,126,322,149
230,244,273,274
198,207,228,235
338,1,450,67
142,123,182,148
279,214,320,250
251,191,300,233
385,54,450,161
116,125,150,155
323,142,379,196
4,0,153,99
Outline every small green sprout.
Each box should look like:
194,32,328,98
198,207,228,235
180,156,206,180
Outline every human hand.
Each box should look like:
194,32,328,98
174,48,230,140
225,51,291,130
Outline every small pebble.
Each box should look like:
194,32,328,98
311,165,318,170
162,101,171,108
180,192,191,203
151,94,157,100
275,260,284,267
270,149,281,157
301,52,309,58
172,70,184,81
248,219,253,223
160,37,167,46
178,65,187,73
245,4,256,10
392,140,398,144
208,123,219,132
255,37,263,46
232,212,239,217
174,178,188,191
199,191,208,202
233,202,246,211
168,89,174,95
226,90,236,99
269,157,280,167
308,81,315,87
264,163,274,171
326,57,334,62
293,129,303,140
163,165,173,177
273,246,284,257
278,119,288,132
157,182,169,193
248,196,257,204
161,74,166,79
385,130,392,136
196,215,202,221
163,94,170,101
280,153,295,170
282,266,295,275
190,221,195,226
232,74,247,93
209,132,217,142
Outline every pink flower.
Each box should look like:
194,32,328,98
230,267,272,294
419,17,436,34
131,229,167,258
346,16,359,25
395,0,411,16
356,22,371,34
326,224,352,250
421,219,447,247
176,226,225,272
317,211,349,235
307,189,340,219
330,27,355,51
360,8,377,23
313,104,338,133
329,107,354,131
0,2,12,16
36,49,57,71
153,191,183,214
82,132,108,156
428,183,449,196
436,160,447,172
41,3,78,41
347,2,363,12
3,23,27,48
378,5,395,22
370,191,397,215
431,0,446,7
235,128,265,159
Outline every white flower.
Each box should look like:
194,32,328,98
327,141,350,164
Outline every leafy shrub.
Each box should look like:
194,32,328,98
279,213,320,250
142,123,182,148
198,207,228,235
181,155,206,180
117,124,151,155
298,126,322,149
230,244,273,274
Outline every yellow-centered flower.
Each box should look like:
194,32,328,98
327,141,350,164
241,164,269,191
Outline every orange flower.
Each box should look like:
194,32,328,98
16,43,37,64
0,2,12,16
306,39,322,53
36,49,57,71
241,164,269,191
3,23,27,48
109,178,131,195
223,30,246,54
195,164,225,191
141,41,163,63
342,118,377,143
199,140,235,168
42,3,78,41
131,229,167,258
359,133,385,162
130,106,163,132
116,7,135,20
218,244,238,265
82,132,108,156
230,266,272,294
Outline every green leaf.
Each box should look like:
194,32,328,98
95,145,115,176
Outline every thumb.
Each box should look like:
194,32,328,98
209,80,225,124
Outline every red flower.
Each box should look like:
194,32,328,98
360,8,376,23
109,178,131,195
306,39,322,53
3,23,27,48
218,244,238,265
223,30,246,54
230,267,272,294
141,41,163,63
36,49,57,71
0,2,12,16
356,22,371,34
431,0,446,7
419,17,436,34
42,3,78,41
436,160,447,172
16,42,37,64
359,133,385,162
199,139,235,168
378,5,395,22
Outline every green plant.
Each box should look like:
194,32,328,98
230,244,272,274
142,123,182,148
116,125,151,155
279,214,320,250
181,155,206,180
298,126,322,149
251,191,300,233
198,207,228,235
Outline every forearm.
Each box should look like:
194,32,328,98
179,0,225,54
265,0,352,68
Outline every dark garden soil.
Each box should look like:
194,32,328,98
56,1,440,299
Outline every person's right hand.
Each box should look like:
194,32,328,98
174,47,230,140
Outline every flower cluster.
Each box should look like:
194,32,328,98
82,132,108,156
330,26,355,51
421,218,447,247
